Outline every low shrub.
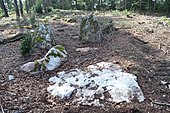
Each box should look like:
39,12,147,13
20,34,32,56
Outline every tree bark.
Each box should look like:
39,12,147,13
92,0,95,10
14,0,20,17
153,0,157,12
0,0,9,17
139,0,142,14
25,0,29,14
124,0,127,10
75,0,77,10
19,0,23,16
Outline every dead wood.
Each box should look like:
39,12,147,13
0,33,24,44
149,98,170,107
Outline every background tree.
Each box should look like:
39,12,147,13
42,0,47,12
14,0,20,17
0,0,9,17
19,0,23,16
25,0,29,14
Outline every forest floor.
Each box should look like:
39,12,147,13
0,10,170,113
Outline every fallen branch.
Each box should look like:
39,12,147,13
132,36,148,44
0,105,5,113
0,33,24,44
149,97,170,107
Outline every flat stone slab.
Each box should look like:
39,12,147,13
47,62,145,106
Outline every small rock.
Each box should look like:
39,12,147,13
57,29,65,32
76,47,98,52
71,36,79,40
66,18,77,23
127,15,133,18
8,75,15,81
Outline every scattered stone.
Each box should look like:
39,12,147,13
8,75,15,81
138,21,145,24
76,47,98,52
20,45,67,73
127,15,133,18
157,21,168,27
65,18,77,23
79,14,103,43
71,36,79,40
145,28,154,33
0,38,4,44
57,29,65,32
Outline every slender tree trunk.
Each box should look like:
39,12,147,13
153,0,157,12
92,0,95,10
25,0,29,14
165,0,170,16
100,0,103,10
124,0,127,10
19,0,23,16
139,0,142,14
75,0,77,10
147,0,149,12
62,0,65,9
0,0,9,17
42,0,47,13
14,0,20,17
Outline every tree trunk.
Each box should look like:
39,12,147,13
100,0,103,10
124,0,127,10
25,0,29,14
19,0,23,16
14,0,20,17
139,0,142,14
0,0,9,17
92,0,95,10
165,0,170,16
62,0,65,9
75,0,77,10
147,0,149,12
42,0,47,13
153,0,157,12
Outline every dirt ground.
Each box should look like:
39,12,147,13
0,10,170,113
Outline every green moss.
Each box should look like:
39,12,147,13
33,35,44,44
80,18,87,40
55,45,65,51
56,52,64,58
46,49,65,58
45,58,50,63
34,60,40,71
41,62,46,71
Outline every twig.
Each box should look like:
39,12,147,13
0,105,5,113
149,97,170,107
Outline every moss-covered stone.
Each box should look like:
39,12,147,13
21,45,67,73
33,24,54,49
79,14,103,43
